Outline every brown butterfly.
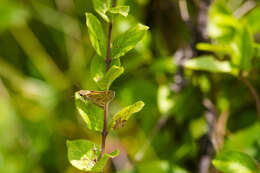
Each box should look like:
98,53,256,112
78,90,115,109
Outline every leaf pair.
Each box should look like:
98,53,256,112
75,90,144,132
90,54,124,90
86,12,149,59
67,140,119,172
86,13,149,90
92,0,129,22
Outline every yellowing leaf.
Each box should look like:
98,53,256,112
109,101,144,130
67,140,119,172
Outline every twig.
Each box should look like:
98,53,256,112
101,103,109,158
240,76,260,120
100,0,118,169
105,0,117,71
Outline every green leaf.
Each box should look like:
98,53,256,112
111,24,149,59
91,55,106,83
0,0,29,33
108,6,130,17
224,123,260,151
208,0,238,43
184,55,233,73
92,0,110,22
137,161,190,173
67,140,119,172
157,85,174,115
245,6,260,34
109,101,144,130
75,91,104,132
196,43,231,56
86,13,107,58
212,150,259,173
231,25,254,70
97,65,124,90
150,57,177,73
90,55,121,83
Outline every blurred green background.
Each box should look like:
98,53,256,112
0,0,260,173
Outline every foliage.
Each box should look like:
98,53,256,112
0,0,260,173
67,0,148,172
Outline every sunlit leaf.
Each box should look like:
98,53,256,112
91,55,121,83
208,0,238,42
157,85,174,115
212,150,258,173
224,123,260,151
0,0,29,33
231,25,254,70
97,65,124,90
86,13,107,57
92,0,110,22
111,24,149,59
184,55,233,73
196,43,231,56
108,6,130,17
91,55,106,82
109,101,144,130
245,6,260,34
75,92,104,132
67,140,119,172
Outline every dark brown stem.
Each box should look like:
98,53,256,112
100,0,117,167
105,0,117,71
240,76,260,120
106,22,112,71
101,103,109,158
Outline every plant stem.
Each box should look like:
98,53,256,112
101,0,118,161
106,22,112,71
105,0,117,71
106,0,117,71
101,103,109,158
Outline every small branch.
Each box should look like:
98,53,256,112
240,76,260,120
105,0,117,71
101,0,117,166
106,23,113,71
101,103,109,158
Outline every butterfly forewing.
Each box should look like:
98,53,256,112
78,90,115,109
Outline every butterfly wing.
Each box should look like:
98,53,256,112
78,90,115,109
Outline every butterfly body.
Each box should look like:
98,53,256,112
78,90,115,109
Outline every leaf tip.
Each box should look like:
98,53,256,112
136,101,145,109
138,23,149,31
